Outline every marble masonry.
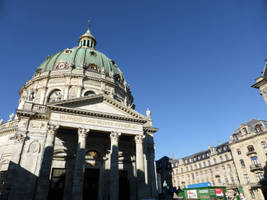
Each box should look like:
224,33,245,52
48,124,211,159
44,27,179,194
0,24,158,200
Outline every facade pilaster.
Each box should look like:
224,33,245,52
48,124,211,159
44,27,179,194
109,131,121,200
35,124,59,200
40,87,48,104
71,128,89,200
1,131,28,200
64,85,70,100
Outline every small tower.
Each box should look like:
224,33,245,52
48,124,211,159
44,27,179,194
78,20,96,48
252,59,267,105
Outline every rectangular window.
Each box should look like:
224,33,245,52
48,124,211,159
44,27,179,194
250,189,256,199
216,167,219,173
225,177,229,185
227,164,232,172
256,173,264,181
244,174,250,184
230,176,235,184
0,171,7,193
210,169,213,176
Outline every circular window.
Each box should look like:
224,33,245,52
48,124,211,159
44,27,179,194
56,62,69,70
64,49,72,54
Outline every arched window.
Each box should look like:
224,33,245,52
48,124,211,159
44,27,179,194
237,149,241,155
220,156,223,162
225,154,229,160
85,150,101,167
242,127,248,134
240,159,245,168
208,160,211,166
213,158,217,164
255,124,263,133
227,164,232,172
84,90,95,97
47,89,62,103
247,145,255,152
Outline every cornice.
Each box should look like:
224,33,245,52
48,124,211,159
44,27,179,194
229,131,267,145
16,109,48,120
22,72,126,93
251,77,267,88
172,159,235,174
144,126,158,133
0,121,18,135
49,106,147,124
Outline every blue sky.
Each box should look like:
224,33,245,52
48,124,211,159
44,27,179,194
1,0,267,159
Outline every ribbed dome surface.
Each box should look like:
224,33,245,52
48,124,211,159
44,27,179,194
38,46,124,81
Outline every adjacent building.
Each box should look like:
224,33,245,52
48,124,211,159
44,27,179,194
229,119,267,199
170,143,239,196
0,24,158,200
156,119,267,200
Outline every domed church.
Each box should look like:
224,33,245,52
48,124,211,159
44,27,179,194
0,23,158,200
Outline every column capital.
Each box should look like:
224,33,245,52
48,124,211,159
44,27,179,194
110,131,121,143
47,124,59,135
135,134,145,144
78,128,90,138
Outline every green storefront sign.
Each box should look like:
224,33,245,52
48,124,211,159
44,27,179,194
183,186,226,200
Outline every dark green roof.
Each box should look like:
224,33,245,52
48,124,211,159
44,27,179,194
38,46,124,81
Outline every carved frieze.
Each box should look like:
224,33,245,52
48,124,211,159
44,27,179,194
9,133,27,143
29,121,46,130
27,140,41,154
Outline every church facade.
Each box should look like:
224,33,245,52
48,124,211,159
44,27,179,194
0,25,158,200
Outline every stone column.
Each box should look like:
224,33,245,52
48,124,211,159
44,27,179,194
35,124,59,200
109,132,121,200
147,142,157,198
72,128,89,200
135,134,146,199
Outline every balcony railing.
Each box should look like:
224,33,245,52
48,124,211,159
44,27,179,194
246,151,257,156
250,164,263,172
250,182,261,189
23,102,47,113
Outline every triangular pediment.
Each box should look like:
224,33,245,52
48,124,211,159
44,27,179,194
48,94,147,121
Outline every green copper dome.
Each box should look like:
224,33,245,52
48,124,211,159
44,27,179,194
36,26,124,82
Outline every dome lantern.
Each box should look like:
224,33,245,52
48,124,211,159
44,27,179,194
78,20,96,48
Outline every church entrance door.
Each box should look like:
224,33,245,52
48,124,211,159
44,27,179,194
83,168,99,200
119,170,130,200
